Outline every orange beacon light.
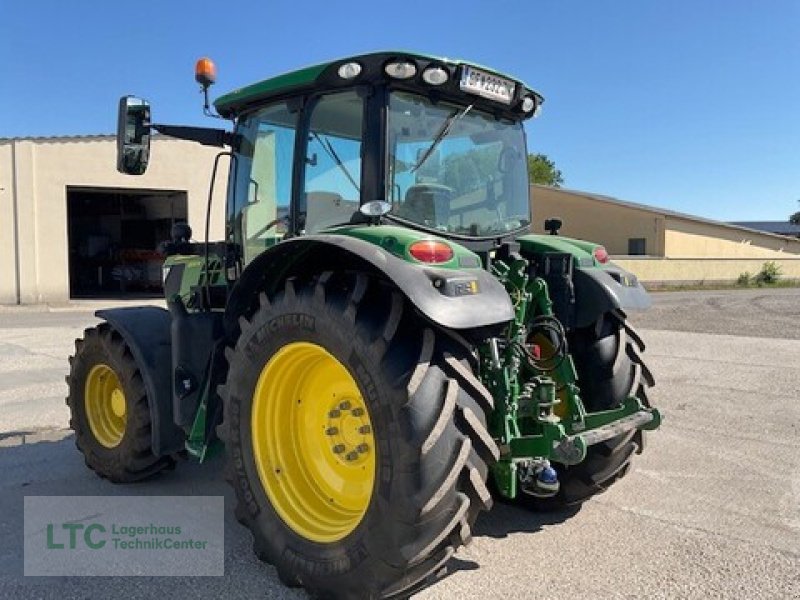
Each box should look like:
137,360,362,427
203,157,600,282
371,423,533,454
195,57,217,88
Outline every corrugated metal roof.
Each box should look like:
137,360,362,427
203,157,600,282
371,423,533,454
731,221,800,235
532,185,800,243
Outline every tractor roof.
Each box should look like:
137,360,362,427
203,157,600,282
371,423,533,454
214,51,542,119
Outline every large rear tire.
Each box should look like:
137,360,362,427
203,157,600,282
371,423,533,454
526,309,655,509
219,272,499,599
66,323,175,482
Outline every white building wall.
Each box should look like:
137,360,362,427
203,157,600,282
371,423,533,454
0,136,229,304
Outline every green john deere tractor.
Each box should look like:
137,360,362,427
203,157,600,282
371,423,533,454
67,51,660,598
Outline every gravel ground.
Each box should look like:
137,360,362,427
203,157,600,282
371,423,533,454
0,289,798,599
631,287,800,340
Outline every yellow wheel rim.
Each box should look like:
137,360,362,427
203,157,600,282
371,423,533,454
84,363,127,448
251,342,376,543
530,333,570,419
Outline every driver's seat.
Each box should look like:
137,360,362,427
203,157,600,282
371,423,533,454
400,184,452,227
305,191,359,233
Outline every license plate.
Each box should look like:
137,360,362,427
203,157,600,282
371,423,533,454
459,66,516,105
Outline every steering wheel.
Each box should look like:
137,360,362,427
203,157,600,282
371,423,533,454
492,215,529,232
249,217,287,240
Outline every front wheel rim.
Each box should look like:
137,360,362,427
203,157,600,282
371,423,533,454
84,363,127,448
251,342,376,543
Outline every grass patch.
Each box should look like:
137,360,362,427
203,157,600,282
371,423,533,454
645,261,799,292
646,279,800,292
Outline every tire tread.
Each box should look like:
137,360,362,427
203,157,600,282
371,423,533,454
220,273,498,599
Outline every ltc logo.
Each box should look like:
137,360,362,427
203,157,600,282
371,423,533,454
47,523,106,549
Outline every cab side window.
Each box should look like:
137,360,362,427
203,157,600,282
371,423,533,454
301,91,364,233
231,102,297,264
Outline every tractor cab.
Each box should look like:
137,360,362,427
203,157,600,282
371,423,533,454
213,52,543,265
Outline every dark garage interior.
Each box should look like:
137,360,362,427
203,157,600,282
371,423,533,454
67,187,188,298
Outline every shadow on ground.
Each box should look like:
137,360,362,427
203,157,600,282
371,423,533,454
427,500,581,588
475,499,581,539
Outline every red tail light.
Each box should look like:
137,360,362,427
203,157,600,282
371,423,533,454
408,240,454,263
593,246,609,264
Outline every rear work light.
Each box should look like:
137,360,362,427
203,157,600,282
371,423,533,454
408,240,454,264
422,66,449,85
337,62,361,80
593,246,609,264
385,60,417,79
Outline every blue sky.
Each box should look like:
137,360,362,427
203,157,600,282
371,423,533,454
1,1,797,221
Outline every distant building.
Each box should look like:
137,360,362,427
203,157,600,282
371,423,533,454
532,185,800,258
0,135,227,304
730,221,800,238
531,185,800,285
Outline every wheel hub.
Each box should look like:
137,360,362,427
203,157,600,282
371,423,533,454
326,398,371,466
110,388,127,418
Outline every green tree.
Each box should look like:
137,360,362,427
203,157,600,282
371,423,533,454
790,199,800,225
528,153,564,187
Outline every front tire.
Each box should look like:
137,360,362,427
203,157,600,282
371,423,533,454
219,273,499,599
66,323,175,482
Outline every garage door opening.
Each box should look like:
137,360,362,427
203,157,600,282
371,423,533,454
67,188,188,298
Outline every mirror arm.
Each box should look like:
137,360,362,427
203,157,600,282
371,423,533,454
150,123,233,148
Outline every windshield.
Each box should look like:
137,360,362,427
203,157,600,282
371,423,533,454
386,91,530,238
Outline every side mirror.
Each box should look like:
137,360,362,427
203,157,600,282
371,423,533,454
116,96,151,175
544,217,562,236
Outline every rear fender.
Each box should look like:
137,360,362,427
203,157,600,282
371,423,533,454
573,266,650,328
516,234,650,328
95,307,184,456
224,234,514,337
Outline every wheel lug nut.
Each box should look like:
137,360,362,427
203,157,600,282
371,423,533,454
325,427,338,436
333,444,345,454
339,401,351,410
351,407,365,417
358,425,371,434
328,409,341,418
356,443,369,454
345,451,358,461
